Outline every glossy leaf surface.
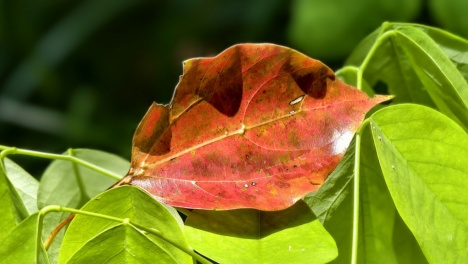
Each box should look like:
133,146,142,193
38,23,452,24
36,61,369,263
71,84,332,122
66,224,178,264
370,104,468,263
58,186,191,264
185,200,337,264
358,129,426,263
305,138,426,264
124,43,389,210
305,72,426,263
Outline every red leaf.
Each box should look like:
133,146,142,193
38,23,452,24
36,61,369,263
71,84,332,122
120,44,390,210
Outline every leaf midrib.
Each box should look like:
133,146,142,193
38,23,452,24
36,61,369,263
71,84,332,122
145,98,370,169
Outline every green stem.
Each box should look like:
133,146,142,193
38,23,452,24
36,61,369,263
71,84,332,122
0,148,13,171
356,29,395,91
335,65,360,77
39,206,211,264
351,24,394,264
0,145,122,180
36,213,45,263
351,119,370,264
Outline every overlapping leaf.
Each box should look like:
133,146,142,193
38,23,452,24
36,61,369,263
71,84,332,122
346,23,468,130
370,104,468,263
58,186,191,264
121,43,389,210
185,200,337,264
4,158,39,215
303,141,355,263
0,213,49,264
309,67,426,264
0,163,22,242
0,158,31,242
38,149,129,264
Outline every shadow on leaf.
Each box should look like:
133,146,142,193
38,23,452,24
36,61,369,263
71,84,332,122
186,200,317,239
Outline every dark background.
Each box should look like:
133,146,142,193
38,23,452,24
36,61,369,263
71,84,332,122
1,0,466,175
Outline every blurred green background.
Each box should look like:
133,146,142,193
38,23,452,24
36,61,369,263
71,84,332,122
1,0,466,174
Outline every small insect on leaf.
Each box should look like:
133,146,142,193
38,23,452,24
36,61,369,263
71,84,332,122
289,95,305,105
118,43,390,211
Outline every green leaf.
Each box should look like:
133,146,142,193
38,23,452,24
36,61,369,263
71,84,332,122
58,186,191,264
0,212,49,264
66,224,179,264
413,25,468,83
305,132,425,263
335,66,385,116
37,149,129,263
38,149,129,209
4,158,39,214
184,200,337,264
346,23,468,129
391,211,428,263
394,26,468,128
0,159,29,241
359,129,400,263
370,104,468,263
348,23,468,82
358,127,426,263
346,24,436,107
0,166,19,242
304,141,355,263
336,66,374,96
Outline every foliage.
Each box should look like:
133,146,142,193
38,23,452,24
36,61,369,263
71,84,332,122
1,22,468,263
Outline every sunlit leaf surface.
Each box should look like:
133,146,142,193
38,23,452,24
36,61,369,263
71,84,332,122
370,104,468,263
58,186,191,264
185,200,337,264
122,43,388,210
